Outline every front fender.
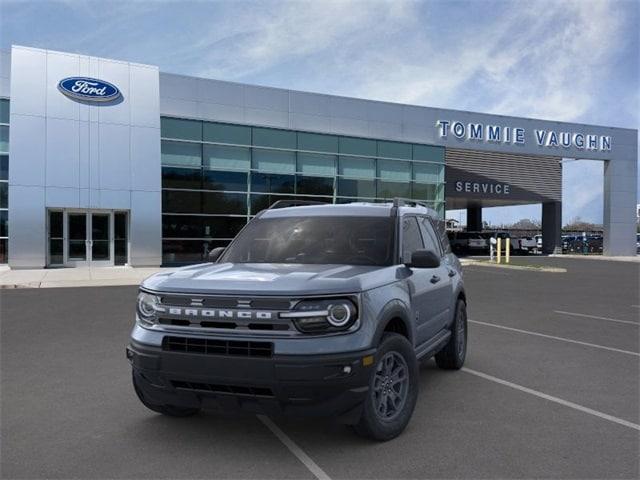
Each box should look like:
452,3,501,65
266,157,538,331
370,298,413,348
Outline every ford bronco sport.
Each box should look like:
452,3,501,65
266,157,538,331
128,200,467,441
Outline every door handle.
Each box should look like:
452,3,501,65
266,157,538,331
430,275,441,284
448,269,456,277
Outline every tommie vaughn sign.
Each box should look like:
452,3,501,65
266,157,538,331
436,120,612,152
58,77,121,102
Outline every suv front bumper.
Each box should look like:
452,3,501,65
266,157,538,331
127,339,376,423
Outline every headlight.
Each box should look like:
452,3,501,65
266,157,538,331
281,298,358,333
136,291,159,326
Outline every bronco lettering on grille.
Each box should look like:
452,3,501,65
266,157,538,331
156,306,273,320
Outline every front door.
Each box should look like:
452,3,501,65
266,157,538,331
89,213,112,267
47,210,126,267
66,212,89,267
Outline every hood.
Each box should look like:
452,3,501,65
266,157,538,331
142,262,397,295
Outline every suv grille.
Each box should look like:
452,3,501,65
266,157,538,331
159,295,291,310
171,380,274,397
162,336,273,358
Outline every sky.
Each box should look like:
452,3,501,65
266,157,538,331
1,0,638,226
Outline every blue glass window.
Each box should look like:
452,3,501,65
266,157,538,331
337,178,376,198
0,155,7,181
161,141,201,167
0,126,8,154
202,192,246,214
338,156,375,179
161,118,202,141
252,149,296,174
296,176,333,196
162,167,201,189
413,163,443,183
297,132,338,153
377,160,411,181
339,137,376,156
0,100,9,124
203,145,250,170
253,127,296,149
378,141,411,160
202,170,248,192
203,122,251,145
297,153,336,176
413,144,444,163
251,173,295,194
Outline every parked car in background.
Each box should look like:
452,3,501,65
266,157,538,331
467,232,487,252
518,236,538,254
534,234,543,253
563,235,603,254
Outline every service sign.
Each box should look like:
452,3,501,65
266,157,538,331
58,77,121,102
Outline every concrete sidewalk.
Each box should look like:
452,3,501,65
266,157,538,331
0,266,171,289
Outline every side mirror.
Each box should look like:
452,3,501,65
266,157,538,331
208,246,226,262
406,249,440,268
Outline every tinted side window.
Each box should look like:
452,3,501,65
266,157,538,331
418,217,441,256
434,219,452,254
402,217,424,264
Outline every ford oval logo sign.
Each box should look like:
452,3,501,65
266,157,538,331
58,77,121,102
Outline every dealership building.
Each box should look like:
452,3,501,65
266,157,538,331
0,45,637,268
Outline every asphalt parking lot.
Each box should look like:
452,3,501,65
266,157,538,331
1,257,639,479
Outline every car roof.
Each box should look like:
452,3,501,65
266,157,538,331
260,202,439,219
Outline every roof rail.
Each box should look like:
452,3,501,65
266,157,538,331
268,199,328,210
396,198,435,208
391,197,435,216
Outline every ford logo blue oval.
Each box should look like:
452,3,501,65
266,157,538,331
58,77,121,102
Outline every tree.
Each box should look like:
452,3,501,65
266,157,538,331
510,218,541,230
563,216,601,232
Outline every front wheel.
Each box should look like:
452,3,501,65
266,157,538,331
353,333,419,441
435,299,467,370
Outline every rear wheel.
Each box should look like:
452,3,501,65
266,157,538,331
132,372,200,417
353,333,418,441
435,299,467,370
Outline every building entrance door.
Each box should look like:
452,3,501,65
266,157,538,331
47,210,129,267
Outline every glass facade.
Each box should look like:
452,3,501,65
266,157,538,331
0,99,8,263
160,117,445,265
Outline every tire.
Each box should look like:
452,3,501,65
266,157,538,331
435,299,467,370
353,333,419,441
132,372,200,417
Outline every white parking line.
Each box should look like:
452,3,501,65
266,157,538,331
554,310,639,326
469,319,640,357
257,414,331,480
462,368,640,431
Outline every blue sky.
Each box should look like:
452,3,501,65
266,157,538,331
1,0,638,225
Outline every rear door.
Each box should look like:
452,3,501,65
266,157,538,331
401,216,446,346
418,216,453,334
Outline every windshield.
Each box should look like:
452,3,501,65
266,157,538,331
220,216,395,266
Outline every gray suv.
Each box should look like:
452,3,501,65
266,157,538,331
128,200,467,440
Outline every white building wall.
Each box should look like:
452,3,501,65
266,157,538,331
8,46,161,268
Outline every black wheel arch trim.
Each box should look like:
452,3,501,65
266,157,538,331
372,299,414,347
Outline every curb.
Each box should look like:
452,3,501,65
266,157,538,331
462,260,567,273
0,279,145,289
